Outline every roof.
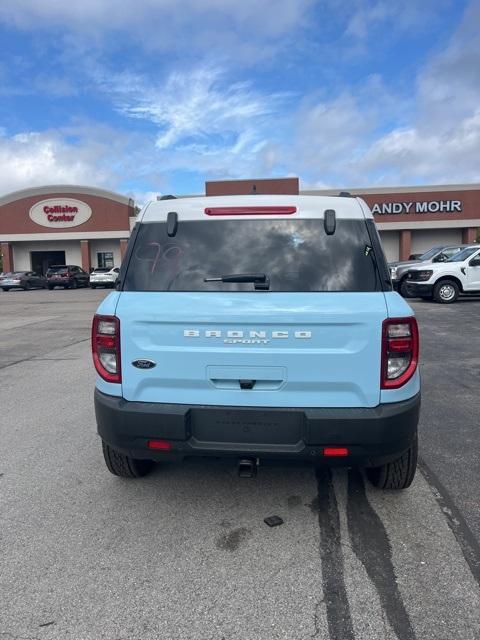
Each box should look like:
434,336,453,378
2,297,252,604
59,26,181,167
140,194,371,222
0,184,134,207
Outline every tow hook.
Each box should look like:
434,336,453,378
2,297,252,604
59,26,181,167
238,457,259,478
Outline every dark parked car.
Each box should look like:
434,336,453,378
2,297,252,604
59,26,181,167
0,271,47,291
46,265,90,289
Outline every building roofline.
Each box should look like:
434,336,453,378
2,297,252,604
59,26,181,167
0,184,134,207
301,183,480,196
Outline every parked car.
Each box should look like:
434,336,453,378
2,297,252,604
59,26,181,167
0,271,47,291
405,244,480,303
92,194,420,490
389,244,468,297
89,267,120,289
46,265,90,289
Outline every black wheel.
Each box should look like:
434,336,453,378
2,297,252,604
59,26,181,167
433,279,459,304
399,279,413,298
366,435,417,490
23,283,31,291
90,284,96,289
71,279,78,289
102,441,154,478
2,287,10,292
48,285,54,290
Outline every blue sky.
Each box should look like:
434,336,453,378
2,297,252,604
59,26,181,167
0,0,478,203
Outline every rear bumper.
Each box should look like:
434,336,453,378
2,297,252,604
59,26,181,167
95,389,420,467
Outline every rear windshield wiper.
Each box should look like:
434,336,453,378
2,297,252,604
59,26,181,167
204,273,270,290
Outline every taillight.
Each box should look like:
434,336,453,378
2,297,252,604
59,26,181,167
381,317,419,389
204,206,296,216
92,315,121,383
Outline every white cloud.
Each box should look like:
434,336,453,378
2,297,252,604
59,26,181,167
104,65,284,150
274,1,480,187
0,126,134,196
344,0,451,39
0,0,313,61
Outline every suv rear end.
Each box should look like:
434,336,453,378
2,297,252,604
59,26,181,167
47,265,88,289
92,195,420,490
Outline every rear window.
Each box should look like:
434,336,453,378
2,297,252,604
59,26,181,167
124,219,383,292
47,266,68,274
93,268,110,273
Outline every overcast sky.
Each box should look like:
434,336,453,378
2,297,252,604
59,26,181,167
0,0,478,203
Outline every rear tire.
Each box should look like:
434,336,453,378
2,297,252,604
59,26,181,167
90,284,96,289
102,441,154,478
48,285,54,290
71,279,78,289
433,279,459,304
366,435,417,490
2,287,10,292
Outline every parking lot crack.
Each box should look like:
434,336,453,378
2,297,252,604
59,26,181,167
311,598,325,639
0,632,40,640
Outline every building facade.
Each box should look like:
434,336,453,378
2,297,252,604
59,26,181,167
0,185,134,274
306,184,479,261
1,181,478,271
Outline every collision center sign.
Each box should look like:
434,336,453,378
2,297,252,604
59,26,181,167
372,200,462,215
29,198,92,228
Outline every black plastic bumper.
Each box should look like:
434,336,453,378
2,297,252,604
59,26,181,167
406,282,434,297
95,390,420,467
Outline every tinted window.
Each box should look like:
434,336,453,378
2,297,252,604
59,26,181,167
447,247,478,262
442,247,462,258
419,247,443,261
93,268,110,273
47,266,68,274
124,219,382,292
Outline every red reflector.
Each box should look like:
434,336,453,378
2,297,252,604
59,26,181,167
324,447,349,457
204,206,296,216
147,439,172,451
95,335,115,349
388,338,412,352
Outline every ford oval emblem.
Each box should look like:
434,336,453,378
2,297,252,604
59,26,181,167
132,359,156,369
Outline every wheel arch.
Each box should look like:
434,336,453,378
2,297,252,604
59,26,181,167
434,274,464,293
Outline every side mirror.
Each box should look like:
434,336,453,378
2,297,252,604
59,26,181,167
469,257,480,267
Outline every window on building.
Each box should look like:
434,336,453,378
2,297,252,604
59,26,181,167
97,252,114,268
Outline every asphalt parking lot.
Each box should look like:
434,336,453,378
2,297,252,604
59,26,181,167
1,288,480,640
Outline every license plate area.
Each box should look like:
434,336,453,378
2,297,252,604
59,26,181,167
191,408,303,444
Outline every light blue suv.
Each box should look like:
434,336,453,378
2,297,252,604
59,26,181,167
92,195,420,489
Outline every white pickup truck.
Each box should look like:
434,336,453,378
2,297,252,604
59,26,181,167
405,244,480,303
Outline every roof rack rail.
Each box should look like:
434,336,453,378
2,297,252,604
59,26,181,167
338,191,353,198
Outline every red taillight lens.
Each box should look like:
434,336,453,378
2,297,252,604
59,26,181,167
147,439,172,451
381,317,419,389
204,206,296,216
324,447,349,457
92,314,121,383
